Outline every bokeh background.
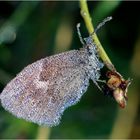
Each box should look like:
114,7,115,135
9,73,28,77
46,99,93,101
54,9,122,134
0,1,140,139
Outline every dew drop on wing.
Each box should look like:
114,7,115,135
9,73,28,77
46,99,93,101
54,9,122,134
0,39,104,126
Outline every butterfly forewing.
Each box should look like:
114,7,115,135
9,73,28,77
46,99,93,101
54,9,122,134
0,49,91,126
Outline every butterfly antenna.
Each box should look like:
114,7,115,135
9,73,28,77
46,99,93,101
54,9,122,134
77,23,85,45
90,16,113,37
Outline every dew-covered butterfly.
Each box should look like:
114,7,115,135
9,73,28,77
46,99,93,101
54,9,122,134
0,17,130,126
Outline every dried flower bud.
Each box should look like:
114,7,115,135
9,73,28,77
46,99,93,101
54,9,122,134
106,71,131,108
113,88,126,108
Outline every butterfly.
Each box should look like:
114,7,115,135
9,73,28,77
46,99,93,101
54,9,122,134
0,17,130,126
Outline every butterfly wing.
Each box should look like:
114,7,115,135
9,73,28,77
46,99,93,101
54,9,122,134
0,50,90,126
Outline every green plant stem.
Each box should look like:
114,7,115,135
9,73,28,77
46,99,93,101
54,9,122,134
36,126,50,140
79,0,115,71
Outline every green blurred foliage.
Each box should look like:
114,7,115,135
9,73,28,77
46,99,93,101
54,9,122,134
0,1,140,139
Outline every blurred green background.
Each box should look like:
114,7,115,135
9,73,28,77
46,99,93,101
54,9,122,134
0,1,140,139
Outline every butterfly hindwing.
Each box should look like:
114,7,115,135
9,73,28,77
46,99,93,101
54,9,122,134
0,49,90,126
